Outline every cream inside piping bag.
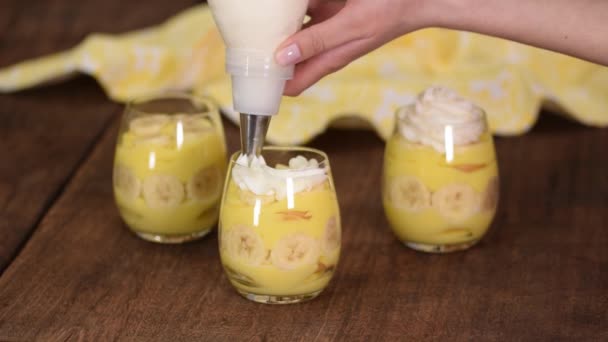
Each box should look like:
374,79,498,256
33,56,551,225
208,0,310,157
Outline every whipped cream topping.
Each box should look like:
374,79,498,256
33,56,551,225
232,154,328,199
398,86,486,153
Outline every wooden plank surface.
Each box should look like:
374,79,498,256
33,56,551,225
0,0,199,271
0,81,115,271
1,0,607,341
0,111,607,341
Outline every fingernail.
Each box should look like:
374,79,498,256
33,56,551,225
276,44,302,66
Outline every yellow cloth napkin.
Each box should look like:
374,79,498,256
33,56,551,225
1,5,607,145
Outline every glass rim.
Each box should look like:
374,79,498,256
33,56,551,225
396,103,488,127
125,91,218,116
229,146,329,168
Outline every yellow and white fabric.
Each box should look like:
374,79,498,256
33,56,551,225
1,5,606,144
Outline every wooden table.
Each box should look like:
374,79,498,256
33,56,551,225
1,1,607,341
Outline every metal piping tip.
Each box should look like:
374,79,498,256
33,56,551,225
240,113,271,157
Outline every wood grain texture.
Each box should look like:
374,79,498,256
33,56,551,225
0,0,201,271
0,113,606,341
1,0,607,340
0,81,115,271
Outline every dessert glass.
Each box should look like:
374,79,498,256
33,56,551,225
113,93,227,243
219,147,341,304
382,89,499,253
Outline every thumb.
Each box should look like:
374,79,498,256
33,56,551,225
275,11,363,66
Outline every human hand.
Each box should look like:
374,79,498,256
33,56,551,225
275,0,434,96
275,0,608,96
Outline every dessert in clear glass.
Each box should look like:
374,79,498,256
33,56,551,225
219,147,341,304
383,86,499,253
113,93,227,243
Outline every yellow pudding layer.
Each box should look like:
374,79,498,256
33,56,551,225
113,115,227,236
383,133,499,246
220,180,341,296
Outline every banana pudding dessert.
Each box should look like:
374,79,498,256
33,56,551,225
383,86,499,252
113,109,227,243
219,148,341,304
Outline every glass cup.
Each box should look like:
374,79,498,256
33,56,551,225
113,93,227,243
382,104,499,253
219,147,341,304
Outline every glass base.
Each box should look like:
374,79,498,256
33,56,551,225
236,289,322,305
133,228,212,244
405,239,480,253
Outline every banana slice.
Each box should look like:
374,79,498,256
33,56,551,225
481,177,500,211
432,183,479,222
221,225,266,266
185,114,214,130
134,134,172,147
142,174,185,209
174,113,214,141
174,113,212,125
113,164,141,200
182,129,210,142
322,216,341,254
187,166,223,205
271,233,321,270
129,114,170,136
388,176,431,212
238,188,275,206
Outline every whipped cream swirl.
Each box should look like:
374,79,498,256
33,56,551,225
232,154,328,199
398,86,486,153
